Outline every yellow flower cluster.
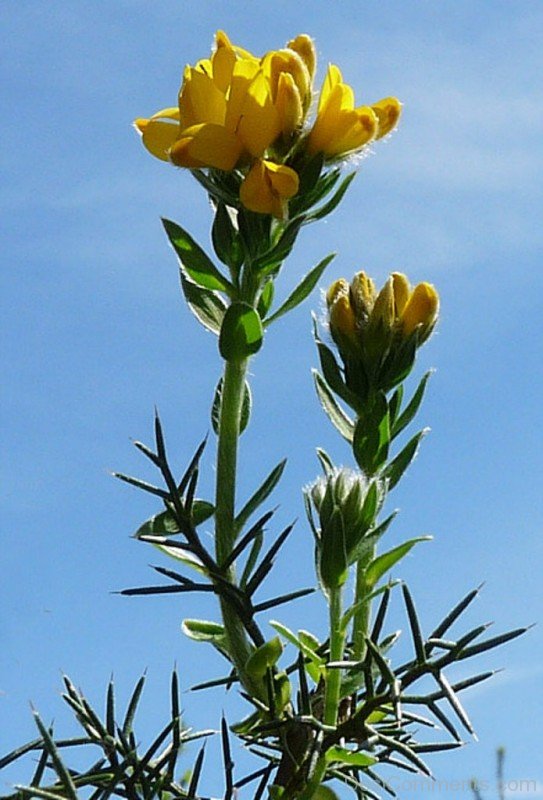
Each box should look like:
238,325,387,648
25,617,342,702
135,31,401,218
327,272,439,349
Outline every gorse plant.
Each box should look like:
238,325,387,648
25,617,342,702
1,30,528,800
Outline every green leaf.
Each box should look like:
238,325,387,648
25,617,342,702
383,428,428,489
307,172,356,222
179,271,227,335
365,537,432,588
391,371,433,439
269,621,325,675
182,619,225,642
325,746,377,767
235,459,286,533
219,301,263,360
134,502,213,540
252,216,306,275
313,371,354,442
211,203,244,273
352,392,390,475
257,279,274,318
163,218,232,293
265,254,335,326
240,531,263,589
245,636,283,677
290,164,339,217
151,542,207,575
211,378,252,436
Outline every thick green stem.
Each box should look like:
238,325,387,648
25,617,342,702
352,544,376,662
324,585,345,727
214,357,260,694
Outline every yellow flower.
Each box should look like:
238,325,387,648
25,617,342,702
400,281,439,339
239,159,299,218
326,279,359,346
307,65,401,158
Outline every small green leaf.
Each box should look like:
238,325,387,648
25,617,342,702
313,370,355,442
269,621,325,674
307,172,356,222
211,202,244,273
257,279,274,318
211,378,252,436
383,428,428,489
182,619,225,642
179,271,227,335
252,216,306,275
392,371,433,439
219,302,263,360
235,459,286,533
245,636,283,677
325,746,377,767
134,502,213,540
265,254,335,326
163,217,232,292
365,536,432,588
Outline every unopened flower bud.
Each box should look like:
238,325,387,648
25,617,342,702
400,282,439,341
287,34,317,81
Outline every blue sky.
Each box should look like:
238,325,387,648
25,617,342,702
1,1,542,796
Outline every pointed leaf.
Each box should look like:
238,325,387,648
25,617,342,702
313,370,354,441
307,172,356,222
265,254,335,326
392,371,433,439
179,270,227,335
212,378,252,436
325,746,377,767
235,459,286,533
365,537,432,588
384,429,428,489
211,203,244,273
163,217,231,292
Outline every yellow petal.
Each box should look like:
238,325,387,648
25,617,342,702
326,278,350,307
401,282,439,337
372,97,402,139
329,294,357,343
215,30,257,62
350,272,376,318
236,71,281,157
319,64,343,111
275,72,303,137
169,123,243,171
327,107,378,155
391,273,410,316
287,34,316,80
224,58,261,132
239,159,298,218
135,114,180,162
371,277,395,329
262,49,311,111
178,68,227,129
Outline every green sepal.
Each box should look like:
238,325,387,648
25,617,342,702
179,271,227,335
313,318,361,411
325,746,378,767
235,459,286,534
391,371,433,440
383,428,428,489
289,163,339,217
352,392,390,475
364,536,432,588
313,370,354,442
163,218,232,293
319,507,349,590
219,301,263,360
264,254,335,326
211,378,252,437
211,202,244,275
245,636,283,678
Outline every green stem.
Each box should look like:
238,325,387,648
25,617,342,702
352,544,376,662
214,357,260,695
324,585,345,727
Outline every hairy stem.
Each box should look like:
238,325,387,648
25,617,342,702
324,585,345,727
214,357,260,695
352,544,376,662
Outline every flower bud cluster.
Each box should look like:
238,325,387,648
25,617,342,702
135,31,401,218
326,271,439,396
307,468,380,591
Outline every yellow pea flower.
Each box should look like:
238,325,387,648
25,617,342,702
400,282,439,340
326,279,359,347
287,34,317,82
307,65,401,159
239,159,299,218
